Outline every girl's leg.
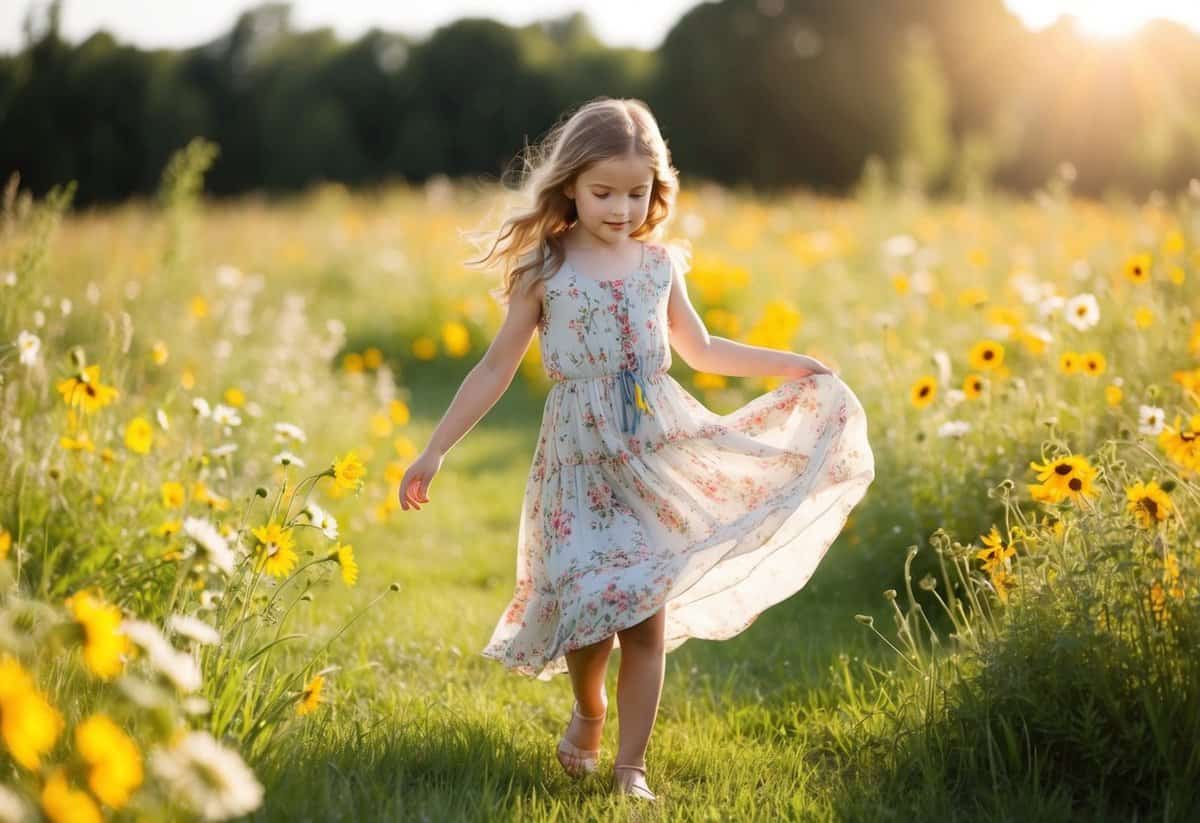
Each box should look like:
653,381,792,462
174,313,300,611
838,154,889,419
614,606,666,768
563,633,615,750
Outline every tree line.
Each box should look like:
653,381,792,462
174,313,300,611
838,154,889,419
2,0,1198,207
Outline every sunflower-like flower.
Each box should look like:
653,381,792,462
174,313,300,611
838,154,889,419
1157,414,1200,473
1125,480,1172,529
1028,454,1099,505
56,365,120,414
1122,252,1152,284
331,543,358,587
65,590,131,680
967,340,1004,371
962,374,985,399
251,521,297,578
976,526,1017,574
909,376,936,409
297,674,324,716
331,451,366,492
1080,351,1106,376
75,714,144,809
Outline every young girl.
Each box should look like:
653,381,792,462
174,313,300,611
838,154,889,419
397,97,875,801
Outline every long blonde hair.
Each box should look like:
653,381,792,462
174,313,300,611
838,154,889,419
464,96,687,305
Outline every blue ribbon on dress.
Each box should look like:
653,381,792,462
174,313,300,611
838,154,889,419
618,353,654,435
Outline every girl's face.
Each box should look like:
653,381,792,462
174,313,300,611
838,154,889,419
564,152,655,245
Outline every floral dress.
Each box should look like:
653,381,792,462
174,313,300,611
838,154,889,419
480,240,876,680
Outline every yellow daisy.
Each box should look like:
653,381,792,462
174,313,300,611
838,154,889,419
297,674,324,716
968,340,1004,371
251,521,298,578
333,543,359,587
909,376,937,409
1122,252,1151,284
75,714,143,809
1125,480,1172,529
56,365,120,414
331,451,366,492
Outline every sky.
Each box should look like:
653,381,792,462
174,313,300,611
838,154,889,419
3,0,1200,54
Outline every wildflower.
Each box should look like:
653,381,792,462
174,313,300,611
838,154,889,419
962,374,985,399
251,521,297,577
223,387,245,407
157,520,182,538
151,340,169,365
1122,252,1151,284
1063,294,1100,331
1171,367,1200,403
210,443,238,458
364,347,384,369
150,731,263,820
40,770,101,823
909,376,936,409
0,528,10,561
1138,405,1165,436
297,675,324,715
212,404,241,428
1148,579,1168,625
976,526,1016,573
119,620,202,693
968,340,1004,371
1157,414,1200,472
56,365,120,414
331,451,366,492
332,543,358,586
124,417,154,454
1058,351,1080,375
988,567,1015,604
189,296,208,318
182,517,235,574
0,655,64,770
17,330,40,367
389,400,410,426
1125,480,1172,528
938,420,971,438
1133,306,1154,329
191,397,212,418
65,590,130,680
1029,454,1099,505
1105,384,1123,406
273,450,305,467
167,615,221,646
1081,351,1106,376
161,481,186,508
273,422,308,443
156,408,170,431
304,501,339,540
75,714,143,809
442,321,471,357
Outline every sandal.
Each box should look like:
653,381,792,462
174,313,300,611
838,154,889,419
612,763,657,801
556,701,606,778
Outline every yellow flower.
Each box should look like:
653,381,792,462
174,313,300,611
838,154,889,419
331,451,366,492
389,399,411,426
891,274,910,295
56,365,120,414
1168,265,1185,285
189,296,208,318
962,374,985,400
369,413,393,438
411,337,437,360
161,481,186,508
223,387,245,407
1149,579,1168,625
1122,253,1151,284
694,372,726,390
342,352,365,373
1058,351,1080,375
1126,480,1172,529
1029,454,1099,506
1158,414,1200,472
157,520,182,538
333,543,358,587
364,347,384,369
968,340,1004,371
180,367,195,390
41,769,101,823
1081,351,1106,376
0,655,64,770
251,521,297,578
1163,229,1185,255
988,567,1015,605
1190,321,1200,358
76,714,143,809
65,590,130,680
1133,306,1154,329
957,287,988,308
1105,384,1123,406
124,416,154,454
0,528,10,560
442,321,471,357
909,376,936,409
60,428,97,452
297,674,324,716
151,340,169,365
976,526,1016,574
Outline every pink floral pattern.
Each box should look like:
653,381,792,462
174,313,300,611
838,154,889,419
480,241,876,680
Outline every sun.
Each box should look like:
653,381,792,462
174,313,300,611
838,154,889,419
1005,1,1200,41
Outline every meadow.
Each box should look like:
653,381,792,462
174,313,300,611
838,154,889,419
1,141,1198,821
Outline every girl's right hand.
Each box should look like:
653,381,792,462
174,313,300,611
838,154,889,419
398,449,444,511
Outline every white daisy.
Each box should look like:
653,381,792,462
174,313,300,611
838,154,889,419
156,408,170,431
212,404,242,427
168,614,221,645
1036,293,1064,320
183,516,235,574
273,450,305,467
210,443,238,458
273,422,308,443
938,420,971,439
1063,293,1100,331
931,350,951,386
119,620,202,693
33,309,45,328
60,297,72,316
192,397,212,418
1,271,15,287
17,330,40,366
304,500,339,540
215,264,244,289
882,234,917,258
1138,405,1165,436
944,388,966,408
150,731,264,821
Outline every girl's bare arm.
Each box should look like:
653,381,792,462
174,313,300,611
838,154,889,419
425,279,544,457
665,262,829,378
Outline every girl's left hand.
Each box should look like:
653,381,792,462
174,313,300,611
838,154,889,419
783,354,835,379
